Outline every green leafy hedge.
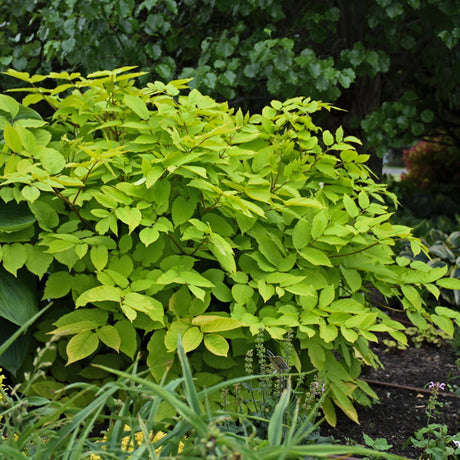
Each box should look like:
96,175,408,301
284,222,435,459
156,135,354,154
1,67,459,425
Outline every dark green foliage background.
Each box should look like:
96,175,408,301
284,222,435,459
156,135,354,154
1,0,459,171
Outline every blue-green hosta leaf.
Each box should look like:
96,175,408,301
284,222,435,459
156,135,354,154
0,201,35,233
0,320,31,375
0,269,37,326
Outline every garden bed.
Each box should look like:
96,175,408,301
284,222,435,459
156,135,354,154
322,337,460,458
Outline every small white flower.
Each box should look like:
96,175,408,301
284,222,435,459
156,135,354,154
453,439,460,448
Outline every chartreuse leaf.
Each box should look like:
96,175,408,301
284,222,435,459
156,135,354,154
2,244,27,276
40,148,66,174
0,94,20,117
3,122,22,153
114,319,137,358
164,319,190,352
298,247,332,266
147,330,175,382
172,195,197,227
231,284,254,305
76,285,122,307
169,285,192,316
192,315,242,332
203,333,229,356
122,292,164,324
90,246,108,271
311,210,328,239
340,266,362,292
182,326,203,352
139,227,159,246
115,207,142,233
123,94,150,120
292,219,311,249
50,320,99,336
343,194,359,218
329,381,359,423
208,233,236,274
437,277,460,289
43,271,73,299
97,325,121,352
66,330,99,365
25,245,53,279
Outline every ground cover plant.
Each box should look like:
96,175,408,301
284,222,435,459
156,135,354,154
0,67,460,427
0,335,410,460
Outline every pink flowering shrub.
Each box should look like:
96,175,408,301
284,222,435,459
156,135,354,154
401,137,460,193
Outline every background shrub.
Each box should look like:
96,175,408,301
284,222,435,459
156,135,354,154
0,68,459,425
401,137,460,195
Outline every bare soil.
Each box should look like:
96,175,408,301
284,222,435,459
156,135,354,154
321,338,460,459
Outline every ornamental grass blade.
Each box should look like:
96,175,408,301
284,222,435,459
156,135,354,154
176,334,201,416
0,446,29,460
267,383,291,447
0,301,52,358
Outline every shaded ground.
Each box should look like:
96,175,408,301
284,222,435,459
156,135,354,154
322,338,460,458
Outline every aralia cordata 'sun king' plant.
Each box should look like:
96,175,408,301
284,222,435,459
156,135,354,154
0,66,459,424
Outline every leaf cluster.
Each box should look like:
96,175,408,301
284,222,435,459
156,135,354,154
0,1,459,161
0,68,460,424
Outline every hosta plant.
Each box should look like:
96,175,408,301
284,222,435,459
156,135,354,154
399,228,460,310
0,67,459,425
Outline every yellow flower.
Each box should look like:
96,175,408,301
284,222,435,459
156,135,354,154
89,426,183,459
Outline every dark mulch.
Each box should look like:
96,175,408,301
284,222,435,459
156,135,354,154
321,339,460,459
